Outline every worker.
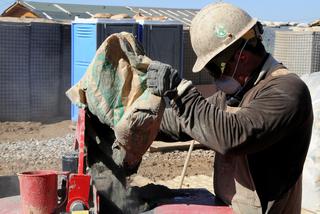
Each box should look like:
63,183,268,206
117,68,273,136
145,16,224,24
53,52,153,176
146,2,313,214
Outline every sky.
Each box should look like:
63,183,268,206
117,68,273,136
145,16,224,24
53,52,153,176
0,0,319,23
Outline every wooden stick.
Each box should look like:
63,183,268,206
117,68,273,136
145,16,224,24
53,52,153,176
179,140,195,188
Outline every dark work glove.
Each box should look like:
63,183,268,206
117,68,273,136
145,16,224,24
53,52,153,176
147,61,181,99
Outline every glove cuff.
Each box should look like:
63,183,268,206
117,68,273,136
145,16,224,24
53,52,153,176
165,79,192,100
176,79,193,97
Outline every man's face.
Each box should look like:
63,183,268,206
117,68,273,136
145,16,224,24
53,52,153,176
205,40,243,79
224,48,259,86
223,51,247,86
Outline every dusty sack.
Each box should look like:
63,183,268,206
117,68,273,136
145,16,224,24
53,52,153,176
66,32,165,169
301,73,320,213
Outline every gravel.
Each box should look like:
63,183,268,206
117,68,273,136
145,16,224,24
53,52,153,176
0,131,214,181
0,134,75,175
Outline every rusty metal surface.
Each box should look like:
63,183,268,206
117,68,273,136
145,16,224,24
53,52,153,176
18,170,58,214
0,195,21,214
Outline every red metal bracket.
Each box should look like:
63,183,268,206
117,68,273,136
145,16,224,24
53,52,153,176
76,108,86,175
66,174,91,211
66,108,91,212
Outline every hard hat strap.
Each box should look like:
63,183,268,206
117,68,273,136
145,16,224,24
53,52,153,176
232,39,249,78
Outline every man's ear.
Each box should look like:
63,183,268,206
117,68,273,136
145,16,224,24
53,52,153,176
233,49,248,62
240,52,248,62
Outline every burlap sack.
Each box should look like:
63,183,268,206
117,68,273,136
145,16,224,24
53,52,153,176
66,32,165,169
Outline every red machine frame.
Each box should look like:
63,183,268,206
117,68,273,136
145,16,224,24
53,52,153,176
66,108,91,212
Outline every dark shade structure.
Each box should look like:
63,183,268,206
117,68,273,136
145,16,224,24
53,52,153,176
138,20,183,75
0,20,71,121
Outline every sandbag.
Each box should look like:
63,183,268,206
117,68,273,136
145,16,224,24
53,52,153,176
66,32,165,169
301,72,320,213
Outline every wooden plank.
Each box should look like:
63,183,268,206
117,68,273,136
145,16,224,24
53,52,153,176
149,141,205,152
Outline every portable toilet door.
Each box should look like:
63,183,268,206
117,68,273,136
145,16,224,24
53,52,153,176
71,18,138,121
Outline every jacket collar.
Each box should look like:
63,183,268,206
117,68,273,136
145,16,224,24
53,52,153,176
254,55,284,85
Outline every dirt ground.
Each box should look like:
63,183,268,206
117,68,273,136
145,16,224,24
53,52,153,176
0,120,73,142
0,121,314,214
0,121,213,180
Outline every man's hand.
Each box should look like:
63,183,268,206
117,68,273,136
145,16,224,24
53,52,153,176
147,61,181,99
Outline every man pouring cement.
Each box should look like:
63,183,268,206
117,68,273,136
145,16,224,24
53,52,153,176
146,2,313,213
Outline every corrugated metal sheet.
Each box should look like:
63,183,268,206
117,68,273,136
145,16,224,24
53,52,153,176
16,1,199,26
131,7,196,26
17,2,136,20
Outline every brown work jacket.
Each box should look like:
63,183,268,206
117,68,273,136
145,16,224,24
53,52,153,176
157,55,313,213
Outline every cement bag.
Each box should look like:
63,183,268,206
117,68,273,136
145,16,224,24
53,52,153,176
301,72,320,212
67,32,165,169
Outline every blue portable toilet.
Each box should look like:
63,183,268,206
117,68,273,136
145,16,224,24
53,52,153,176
137,20,184,77
71,18,138,121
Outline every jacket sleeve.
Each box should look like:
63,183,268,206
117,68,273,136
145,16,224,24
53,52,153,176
156,91,227,142
168,74,312,155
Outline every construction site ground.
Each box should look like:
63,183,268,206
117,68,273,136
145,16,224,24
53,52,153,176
0,120,214,188
0,120,313,214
